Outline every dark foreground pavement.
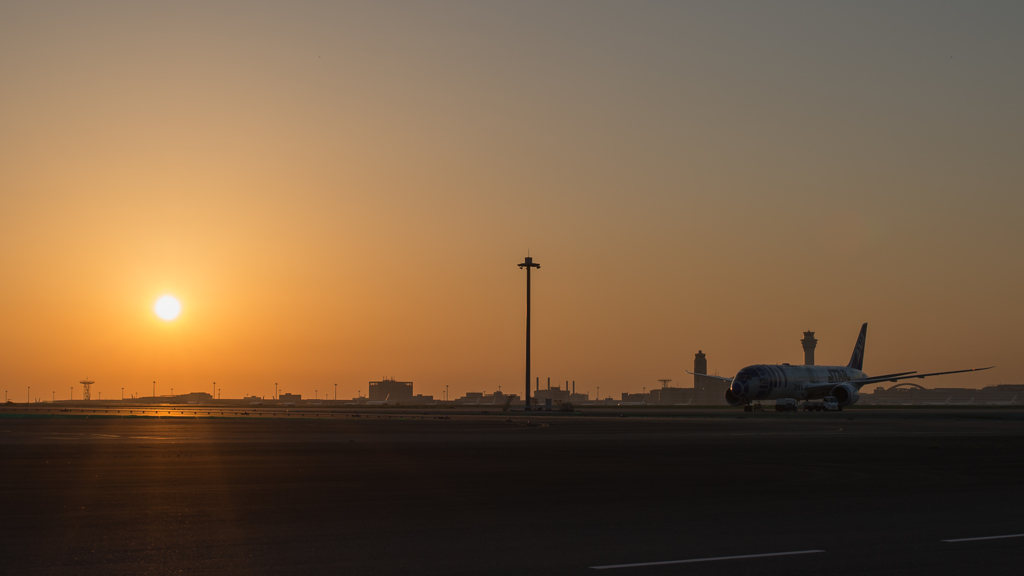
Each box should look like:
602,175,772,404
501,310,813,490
2,411,1024,575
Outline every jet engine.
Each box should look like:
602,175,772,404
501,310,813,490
725,388,744,406
831,382,860,406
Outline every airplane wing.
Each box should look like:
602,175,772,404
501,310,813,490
685,370,733,383
849,367,993,389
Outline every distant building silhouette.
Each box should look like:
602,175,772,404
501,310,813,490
693,350,729,405
174,392,213,404
658,386,693,404
133,391,214,404
621,392,647,402
866,383,1023,405
802,331,818,365
453,391,512,405
369,378,413,402
533,382,570,405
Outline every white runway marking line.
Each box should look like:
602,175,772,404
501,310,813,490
943,533,1024,543
590,550,825,569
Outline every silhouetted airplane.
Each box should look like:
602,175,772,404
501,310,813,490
690,324,992,409
364,393,392,406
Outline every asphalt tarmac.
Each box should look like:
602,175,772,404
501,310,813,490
3,409,1024,575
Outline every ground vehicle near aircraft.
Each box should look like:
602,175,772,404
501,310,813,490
774,398,799,412
694,324,991,410
803,397,840,412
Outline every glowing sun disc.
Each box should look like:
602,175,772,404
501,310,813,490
155,296,181,320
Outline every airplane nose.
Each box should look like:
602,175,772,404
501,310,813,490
732,381,745,398
732,378,756,398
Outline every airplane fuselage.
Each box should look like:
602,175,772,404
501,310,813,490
727,364,868,405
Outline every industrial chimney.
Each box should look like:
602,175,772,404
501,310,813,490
801,331,818,365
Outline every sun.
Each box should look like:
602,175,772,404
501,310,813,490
154,296,181,321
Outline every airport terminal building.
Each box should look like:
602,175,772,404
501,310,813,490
368,378,414,402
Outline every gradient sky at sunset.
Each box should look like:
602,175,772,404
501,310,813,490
2,2,1021,401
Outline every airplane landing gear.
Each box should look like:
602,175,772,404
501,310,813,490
743,402,764,412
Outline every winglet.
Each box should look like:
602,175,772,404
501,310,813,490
847,323,867,371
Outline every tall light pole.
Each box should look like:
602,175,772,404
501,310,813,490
335,383,337,401
121,387,124,400
28,386,30,404
518,255,540,411
153,381,156,399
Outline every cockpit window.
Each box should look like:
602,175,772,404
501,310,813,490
735,368,757,382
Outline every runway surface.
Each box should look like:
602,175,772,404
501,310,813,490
3,409,1024,575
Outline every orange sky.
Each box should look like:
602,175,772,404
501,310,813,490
1,2,1020,402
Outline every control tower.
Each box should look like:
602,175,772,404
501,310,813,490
694,351,707,376
80,379,93,401
801,332,818,365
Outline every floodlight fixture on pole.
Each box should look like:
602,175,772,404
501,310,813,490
517,255,541,411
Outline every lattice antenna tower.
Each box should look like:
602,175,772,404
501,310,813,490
80,379,94,401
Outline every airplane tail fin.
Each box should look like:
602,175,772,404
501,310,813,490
847,323,867,371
